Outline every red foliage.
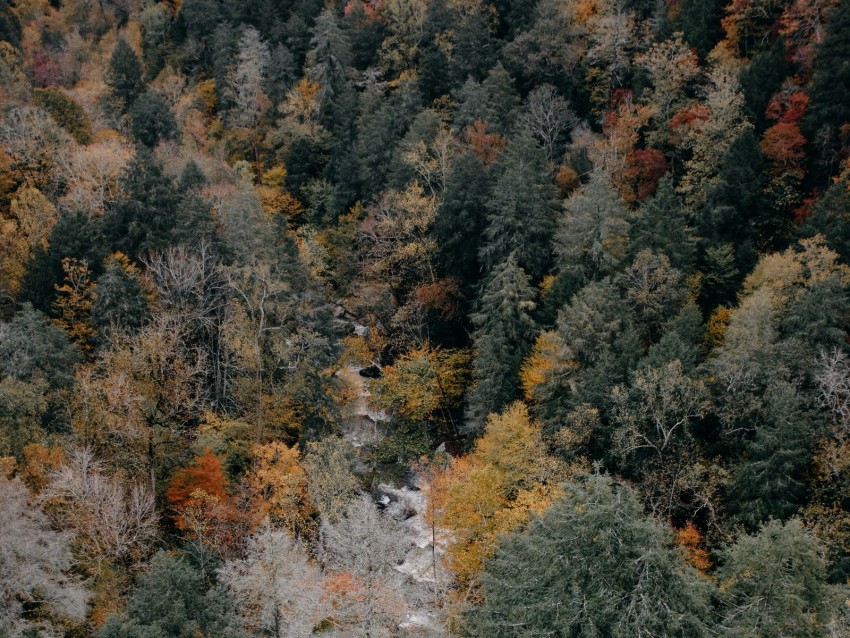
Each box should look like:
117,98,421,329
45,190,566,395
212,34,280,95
415,278,464,321
166,449,230,513
623,148,669,201
761,121,807,175
765,89,809,123
464,119,506,165
31,51,65,88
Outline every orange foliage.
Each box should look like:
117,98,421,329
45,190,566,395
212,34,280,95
464,119,505,165
675,521,712,573
245,442,316,538
555,164,581,197
21,443,65,492
166,449,230,515
623,148,669,202
761,121,807,177
414,278,463,321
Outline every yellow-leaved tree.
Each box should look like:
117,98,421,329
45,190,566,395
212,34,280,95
429,402,571,599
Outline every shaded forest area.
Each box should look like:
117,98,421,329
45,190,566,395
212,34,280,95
2,0,850,635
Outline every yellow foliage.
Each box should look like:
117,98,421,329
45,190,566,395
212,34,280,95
520,331,561,400
0,185,58,293
245,441,317,539
21,443,65,492
371,345,471,422
431,402,570,590
197,79,217,114
53,257,96,353
705,306,732,349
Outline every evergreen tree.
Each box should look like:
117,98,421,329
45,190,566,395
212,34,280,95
98,551,238,638
719,519,841,638
674,0,725,59
555,171,631,284
91,255,150,336
463,473,713,637
102,149,181,258
106,39,145,111
727,380,817,530
481,128,559,280
465,254,537,435
630,176,697,273
130,91,178,147
433,151,491,291
804,0,850,177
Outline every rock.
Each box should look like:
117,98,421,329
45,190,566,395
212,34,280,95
359,365,382,378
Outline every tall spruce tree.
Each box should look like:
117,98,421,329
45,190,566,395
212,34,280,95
480,128,559,281
106,38,145,111
465,254,537,435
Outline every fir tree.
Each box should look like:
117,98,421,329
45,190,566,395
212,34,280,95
465,254,537,435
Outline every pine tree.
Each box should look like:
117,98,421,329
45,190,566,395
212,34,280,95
465,254,537,435
481,128,559,281
719,519,840,637
630,176,697,272
106,39,145,111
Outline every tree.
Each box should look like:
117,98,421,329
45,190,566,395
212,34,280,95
519,84,576,163
219,527,324,638
97,551,238,638
0,303,80,390
555,170,631,284
106,39,145,111
719,519,840,638
480,128,559,280
612,360,711,519
465,255,537,435
320,495,413,637
33,87,93,144
432,402,568,588
462,473,713,637
130,91,178,147
244,442,316,539
0,475,88,636
102,149,181,259
804,0,850,176
630,176,697,272
42,447,158,570
226,27,272,128
92,253,150,336
302,437,360,523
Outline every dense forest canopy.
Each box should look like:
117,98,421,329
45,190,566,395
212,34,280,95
1,0,850,635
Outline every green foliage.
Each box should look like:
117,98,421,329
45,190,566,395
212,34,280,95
719,519,842,638
0,304,80,389
106,39,145,111
97,551,239,638
103,150,181,258
33,88,92,144
466,255,538,435
463,473,713,637
130,91,178,147
481,128,559,280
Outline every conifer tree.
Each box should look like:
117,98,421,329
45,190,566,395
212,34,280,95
463,473,713,637
481,128,559,281
465,254,537,435
106,39,145,111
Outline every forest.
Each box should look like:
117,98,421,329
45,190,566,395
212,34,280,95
1,0,850,635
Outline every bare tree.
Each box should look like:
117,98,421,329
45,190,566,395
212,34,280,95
816,348,850,434
41,447,158,571
320,495,415,638
219,526,325,638
0,476,88,636
520,84,577,163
